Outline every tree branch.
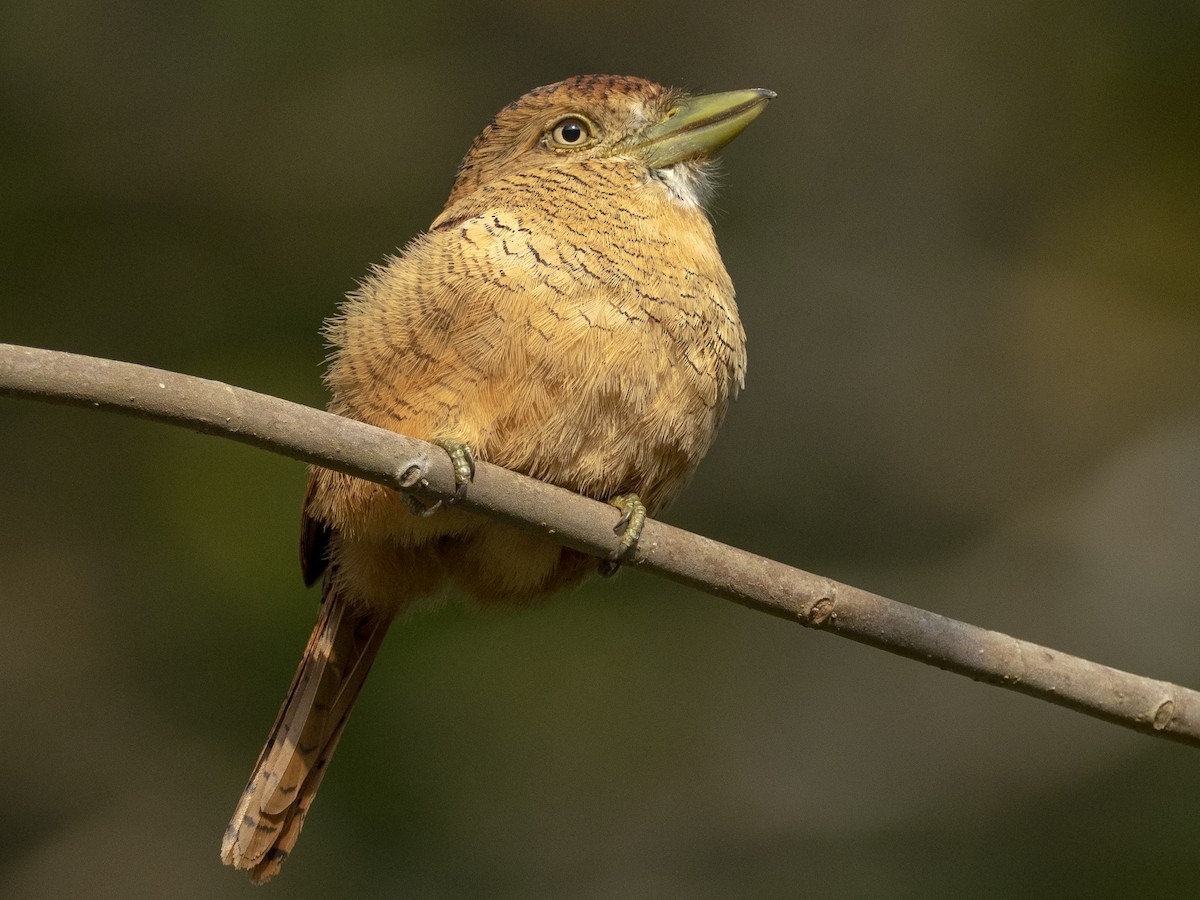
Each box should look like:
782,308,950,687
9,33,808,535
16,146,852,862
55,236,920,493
2,341,1197,747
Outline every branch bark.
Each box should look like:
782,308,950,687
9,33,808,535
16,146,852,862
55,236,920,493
2,341,1197,747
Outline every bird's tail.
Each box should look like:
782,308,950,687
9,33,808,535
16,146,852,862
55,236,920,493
221,586,392,883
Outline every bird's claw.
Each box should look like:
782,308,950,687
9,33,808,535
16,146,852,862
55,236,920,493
400,439,474,517
432,438,475,504
599,493,646,576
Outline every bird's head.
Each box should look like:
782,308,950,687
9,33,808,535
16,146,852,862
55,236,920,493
445,74,774,208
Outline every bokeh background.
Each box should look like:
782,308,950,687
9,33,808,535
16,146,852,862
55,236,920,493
3,2,1199,897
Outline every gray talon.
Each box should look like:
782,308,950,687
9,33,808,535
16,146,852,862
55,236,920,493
400,490,443,518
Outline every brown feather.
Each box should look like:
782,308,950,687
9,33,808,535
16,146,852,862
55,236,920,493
221,581,392,883
300,470,331,588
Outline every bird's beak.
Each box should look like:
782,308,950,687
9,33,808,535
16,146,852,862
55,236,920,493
631,88,776,169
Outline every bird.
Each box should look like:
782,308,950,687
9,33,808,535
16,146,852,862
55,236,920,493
220,73,773,882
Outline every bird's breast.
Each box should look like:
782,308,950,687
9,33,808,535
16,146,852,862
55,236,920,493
330,159,746,510
462,177,743,507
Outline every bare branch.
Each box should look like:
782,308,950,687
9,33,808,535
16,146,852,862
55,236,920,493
2,341,1197,747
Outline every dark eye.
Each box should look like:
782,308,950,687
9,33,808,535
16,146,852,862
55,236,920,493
549,117,593,148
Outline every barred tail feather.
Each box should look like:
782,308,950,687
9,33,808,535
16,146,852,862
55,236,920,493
221,588,392,883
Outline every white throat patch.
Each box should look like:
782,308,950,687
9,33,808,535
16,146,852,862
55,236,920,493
651,162,715,210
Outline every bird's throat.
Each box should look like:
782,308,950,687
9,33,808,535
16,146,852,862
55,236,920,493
650,160,717,210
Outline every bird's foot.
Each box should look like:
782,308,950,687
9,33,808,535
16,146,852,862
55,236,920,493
599,493,646,576
433,439,476,503
400,439,475,517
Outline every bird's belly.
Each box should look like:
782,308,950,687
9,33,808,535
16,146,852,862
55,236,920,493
477,311,732,512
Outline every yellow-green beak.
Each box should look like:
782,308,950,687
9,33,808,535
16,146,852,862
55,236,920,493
632,88,775,168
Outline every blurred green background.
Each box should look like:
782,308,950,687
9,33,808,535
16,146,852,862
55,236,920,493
3,2,1199,897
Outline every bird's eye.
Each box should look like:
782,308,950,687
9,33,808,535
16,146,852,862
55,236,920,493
547,116,594,149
